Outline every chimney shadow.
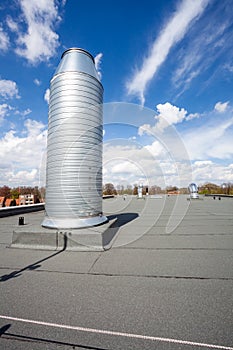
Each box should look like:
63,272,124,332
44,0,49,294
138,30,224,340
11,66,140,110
107,213,138,228
103,213,139,247
0,238,67,283
0,214,138,282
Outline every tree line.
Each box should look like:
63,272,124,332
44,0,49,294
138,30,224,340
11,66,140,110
0,182,232,199
102,182,233,195
0,185,45,201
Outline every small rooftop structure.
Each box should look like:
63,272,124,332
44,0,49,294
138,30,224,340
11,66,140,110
188,183,199,199
19,194,38,206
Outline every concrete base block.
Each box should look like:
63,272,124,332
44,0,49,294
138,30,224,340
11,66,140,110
11,218,118,251
11,228,57,250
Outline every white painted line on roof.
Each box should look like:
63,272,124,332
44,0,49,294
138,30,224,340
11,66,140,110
0,314,233,350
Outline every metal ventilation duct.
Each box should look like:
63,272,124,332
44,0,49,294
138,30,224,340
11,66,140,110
188,183,199,199
42,48,107,228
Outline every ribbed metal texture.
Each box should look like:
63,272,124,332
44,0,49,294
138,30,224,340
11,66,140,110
188,183,199,199
42,48,107,228
188,183,198,193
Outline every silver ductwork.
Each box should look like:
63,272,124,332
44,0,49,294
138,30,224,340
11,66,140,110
42,48,107,228
188,183,199,199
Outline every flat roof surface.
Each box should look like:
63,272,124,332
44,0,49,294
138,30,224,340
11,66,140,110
0,195,233,349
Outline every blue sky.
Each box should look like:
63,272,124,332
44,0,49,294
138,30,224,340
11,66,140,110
0,0,233,188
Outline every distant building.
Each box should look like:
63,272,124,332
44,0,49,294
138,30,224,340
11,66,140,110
167,190,180,195
5,198,13,207
0,196,5,207
0,195,39,207
19,194,39,205
0,197,19,207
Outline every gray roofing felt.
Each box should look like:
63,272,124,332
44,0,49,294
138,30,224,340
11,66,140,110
0,195,233,350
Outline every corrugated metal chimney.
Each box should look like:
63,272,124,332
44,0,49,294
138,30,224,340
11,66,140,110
42,48,107,228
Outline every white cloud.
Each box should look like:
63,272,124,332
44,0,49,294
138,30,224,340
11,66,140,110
138,102,195,134
224,64,233,73
183,117,233,160
9,169,38,184
111,161,143,176
44,88,50,104
194,160,213,167
0,103,13,123
155,102,187,131
172,4,233,96
13,108,32,118
144,140,165,157
214,101,229,113
135,101,233,186
185,113,200,121
0,79,20,99
94,52,103,80
139,102,233,165
0,25,9,51
0,118,47,186
34,78,42,86
14,0,61,64
138,123,153,137
103,131,233,187
126,0,209,104
103,136,191,188
138,101,233,163
192,161,233,184
6,16,19,32
103,143,155,186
